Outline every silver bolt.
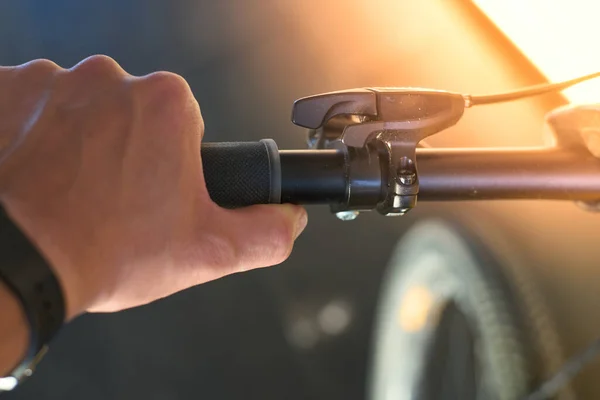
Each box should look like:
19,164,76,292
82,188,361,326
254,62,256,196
386,208,410,217
335,210,360,221
398,170,416,185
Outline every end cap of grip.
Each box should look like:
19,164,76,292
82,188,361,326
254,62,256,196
260,139,281,204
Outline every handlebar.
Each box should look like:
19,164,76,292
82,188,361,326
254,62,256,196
201,140,600,209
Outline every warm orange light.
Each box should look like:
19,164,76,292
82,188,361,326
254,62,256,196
473,1,600,104
398,285,435,332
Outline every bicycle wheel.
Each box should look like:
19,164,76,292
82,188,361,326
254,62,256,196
367,218,560,400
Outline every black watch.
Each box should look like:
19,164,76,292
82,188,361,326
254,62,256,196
0,207,65,392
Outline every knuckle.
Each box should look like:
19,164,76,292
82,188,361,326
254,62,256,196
140,71,192,107
21,58,61,77
69,54,124,78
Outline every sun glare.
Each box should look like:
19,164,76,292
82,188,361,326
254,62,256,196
473,1,600,104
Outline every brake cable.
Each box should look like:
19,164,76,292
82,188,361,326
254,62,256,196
464,71,600,107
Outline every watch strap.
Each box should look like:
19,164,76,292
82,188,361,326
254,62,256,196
0,207,65,390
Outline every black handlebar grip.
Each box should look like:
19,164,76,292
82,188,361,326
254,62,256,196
201,139,282,208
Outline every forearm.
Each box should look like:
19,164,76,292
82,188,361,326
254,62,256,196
0,282,27,376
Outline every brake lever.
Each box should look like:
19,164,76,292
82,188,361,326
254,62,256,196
293,87,465,146
293,88,466,215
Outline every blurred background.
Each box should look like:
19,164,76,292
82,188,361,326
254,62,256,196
2,1,600,399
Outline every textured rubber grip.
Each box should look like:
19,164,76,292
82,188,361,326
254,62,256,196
201,139,281,208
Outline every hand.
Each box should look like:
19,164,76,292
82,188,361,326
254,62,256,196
0,56,307,319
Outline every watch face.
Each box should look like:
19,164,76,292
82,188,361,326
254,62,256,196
368,219,537,400
0,377,18,392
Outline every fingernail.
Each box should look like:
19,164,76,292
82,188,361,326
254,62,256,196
295,209,308,239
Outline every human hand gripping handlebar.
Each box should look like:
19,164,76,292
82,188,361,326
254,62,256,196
201,72,600,219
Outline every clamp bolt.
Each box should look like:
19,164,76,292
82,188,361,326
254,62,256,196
335,211,360,221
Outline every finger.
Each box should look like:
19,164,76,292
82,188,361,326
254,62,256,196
202,203,307,274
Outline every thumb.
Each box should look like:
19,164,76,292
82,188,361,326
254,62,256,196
203,203,307,274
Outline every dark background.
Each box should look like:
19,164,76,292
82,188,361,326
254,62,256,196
3,1,600,399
